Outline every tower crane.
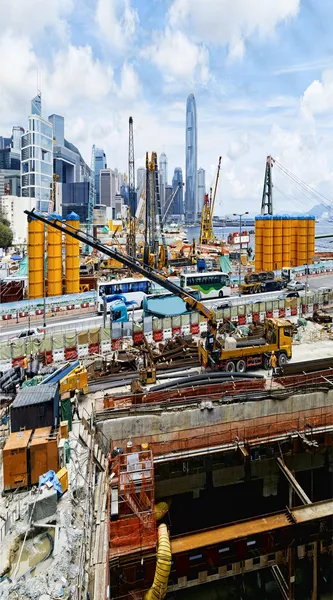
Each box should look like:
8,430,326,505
261,155,274,215
127,116,136,258
199,156,222,245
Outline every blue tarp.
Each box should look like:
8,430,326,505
39,470,62,497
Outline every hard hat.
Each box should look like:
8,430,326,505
271,351,275,355
24,354,26,357
75,389,79,394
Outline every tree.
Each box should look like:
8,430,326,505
0,208,10,228
0,222,13,248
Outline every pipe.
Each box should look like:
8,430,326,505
152,371,264,391
144,523,171,600
155,501,169,521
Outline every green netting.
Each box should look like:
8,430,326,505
101,327,111,341
52,333,65,349
11,339,25,357
89,328,100,344
39,335,53,352
78,330,89,345
65,332,76,347
0,342,11,360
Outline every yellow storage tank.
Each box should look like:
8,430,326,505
28,214,45,299
273,216,283,270
262,216,273,271
297,216,308,267
65,212,80,295
47,212,63,297
290,217,298,267
307,216,315,264
254,217,264,272
282,215,291,268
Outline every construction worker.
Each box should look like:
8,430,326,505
22,354,28,379
71,389,81,421
270,351,277,376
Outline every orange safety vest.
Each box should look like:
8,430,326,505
271,355,277,368
23,357,28,369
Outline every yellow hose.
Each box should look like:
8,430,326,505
155,501,169,521
144,524,171,600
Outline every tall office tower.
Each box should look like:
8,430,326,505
11,126,24,152
48,114,64,146
21,94,53,213
100,168,116,216
159,152,168,185
94,148,107,203
137,167,146,193
185,93,197,223
197,167,206,216
171,168,184,216
159,169,165,216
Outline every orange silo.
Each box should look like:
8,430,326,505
282,215,291,268
47,212,63,297
262,216,273,271
65,212,80,295
290,217,298,267
28,213,45,299
255,216,264,272
273,216,283,270
297,216,308,267
307,216,315,264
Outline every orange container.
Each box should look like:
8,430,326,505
60,421,69,439
30,427,59,485
56,466,68,494
3,430,33,491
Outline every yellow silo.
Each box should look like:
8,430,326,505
65,212,80,295
28,214,45,299
290,217,298,267
255,216,264,272
47,212,63,297
273,216,282,270
262,216,273,271
297,216,308,267
282,215,291,268
307,216,315,264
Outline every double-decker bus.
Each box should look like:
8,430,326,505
180,271,231,299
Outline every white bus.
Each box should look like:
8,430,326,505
180,271,231,299
96,278,152,313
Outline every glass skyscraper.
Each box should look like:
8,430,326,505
95,148,107,204
172,167,184,216
185,94,197,224
21,95,53,213
159,152,168,185
197,167,206,215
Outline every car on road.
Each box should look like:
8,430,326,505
213,300,231,311
317,286,332,293
10,327,45,340
286,280,305,291
278,291,300,300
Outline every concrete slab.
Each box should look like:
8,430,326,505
28,488,58,522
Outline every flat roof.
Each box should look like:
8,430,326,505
12,383,57,408
30,427,52,447
4,429,33,451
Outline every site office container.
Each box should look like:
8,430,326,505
3,429,33,491
30,427,59,485
11,383,59,433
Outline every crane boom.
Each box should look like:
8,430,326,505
199,156,222,245
24,210,216,328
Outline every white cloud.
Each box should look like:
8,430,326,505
0,32,38,117
300,69,333,120
45,45,114,108
142,28,210,84
0,0,73,40
117,63,141,100
169,0,300,61
95,0,138,51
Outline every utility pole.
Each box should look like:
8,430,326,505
261,155,274,215
126,117,136,258
233,212,248,295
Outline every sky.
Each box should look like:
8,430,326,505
1,0,333,216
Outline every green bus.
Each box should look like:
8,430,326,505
180,272,231,299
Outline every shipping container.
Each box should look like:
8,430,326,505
11,383,59,433
30,427,59,485
3,430,33,491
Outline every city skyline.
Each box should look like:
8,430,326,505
185,94,197,223
1,1,333,214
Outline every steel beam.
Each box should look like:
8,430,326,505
277,457,312,505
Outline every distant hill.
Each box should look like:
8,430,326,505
307,204,331,218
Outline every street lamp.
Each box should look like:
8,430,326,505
233,212,249,295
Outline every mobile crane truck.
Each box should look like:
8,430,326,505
25,210,292,373
239,270,285,295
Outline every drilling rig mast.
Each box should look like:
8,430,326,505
126,116,136,258
261,155,274,215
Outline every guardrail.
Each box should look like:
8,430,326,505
0,292,331,372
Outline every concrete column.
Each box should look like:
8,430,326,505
263,474,279,497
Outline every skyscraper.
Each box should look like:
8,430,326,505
95,148,107,203
21,94,53,213
11,126,24,153
159,152,168,186
185,94,197,223
197,167,206,216
136,167,146,193
172,168,184,216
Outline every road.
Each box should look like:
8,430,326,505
0,273,330,341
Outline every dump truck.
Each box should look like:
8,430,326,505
198,317,292,371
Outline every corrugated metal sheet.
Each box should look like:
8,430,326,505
12,383,58,407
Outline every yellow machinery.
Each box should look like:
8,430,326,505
65,212,80,294
59,364,88,395
47,212,63,297
28,215,45,299
199,156,222,245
